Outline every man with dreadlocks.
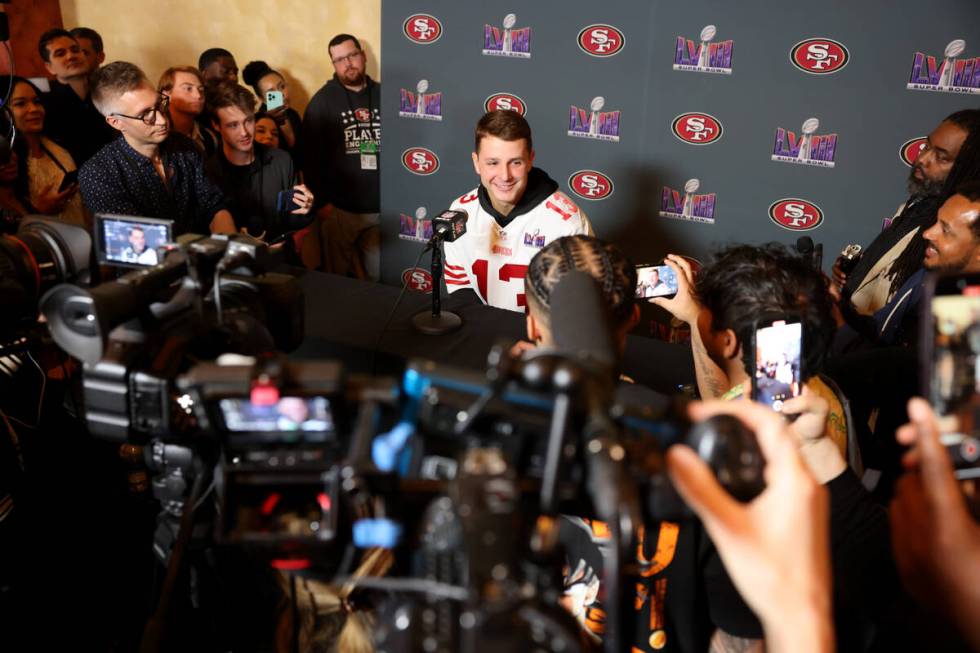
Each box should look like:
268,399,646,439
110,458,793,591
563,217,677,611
522,235,765,653
834,109,980,322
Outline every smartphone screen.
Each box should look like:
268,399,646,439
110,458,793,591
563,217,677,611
928,277,980,422
753,319,802,411
636,264,678,299
265,90,284,110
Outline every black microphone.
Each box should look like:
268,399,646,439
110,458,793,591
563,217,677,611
425,209,467,250
796,236,822,271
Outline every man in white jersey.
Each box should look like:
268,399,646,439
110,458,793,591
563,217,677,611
444,110,593,312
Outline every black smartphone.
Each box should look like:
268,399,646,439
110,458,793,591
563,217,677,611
58,169,79,192
922,272,980,479
277,189,298,216
751,317,803,412
635,263,678,299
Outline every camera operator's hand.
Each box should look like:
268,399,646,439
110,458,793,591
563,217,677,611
290,184,314,215
667,400,833,653
33,179,77,215
650,254,700,325
891,397,980,650
782,389,846,484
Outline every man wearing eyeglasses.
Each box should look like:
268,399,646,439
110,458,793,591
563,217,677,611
79,61,236,236
37,28,116,166
302,33,382,279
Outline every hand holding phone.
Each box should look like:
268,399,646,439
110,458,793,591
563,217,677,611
265,90,285,111
636,263,679,299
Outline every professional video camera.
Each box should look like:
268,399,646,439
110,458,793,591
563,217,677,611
0,216,90,354
40,230,304,442
338,271,766,653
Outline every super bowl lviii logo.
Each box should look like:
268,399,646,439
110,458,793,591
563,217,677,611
568,170,614,201
769,198,824,231
673,25,733,75
671,112,723,145
401,147,439,176
484,13,531,58
772,117,837,168
790,38,849,74
900,137,928,167
403,14,443,44
399,207,434,243
908,39,980,94
568,97,620,142
577,24,625,57
399,80,442,121
660,179,716,224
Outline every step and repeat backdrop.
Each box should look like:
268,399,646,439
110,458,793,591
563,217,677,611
378,0,980,290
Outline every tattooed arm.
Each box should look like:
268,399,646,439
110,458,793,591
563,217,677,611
689,320,731,399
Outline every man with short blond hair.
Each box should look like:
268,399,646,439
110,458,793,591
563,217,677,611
158,65,217,156
80,61,234,235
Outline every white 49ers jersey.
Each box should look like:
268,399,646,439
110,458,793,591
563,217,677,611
444,188,593,312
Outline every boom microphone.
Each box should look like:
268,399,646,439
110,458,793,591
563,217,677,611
796,236,823,271
549,270,616,372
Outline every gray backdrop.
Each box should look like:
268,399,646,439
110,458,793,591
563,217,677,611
378,0,980,290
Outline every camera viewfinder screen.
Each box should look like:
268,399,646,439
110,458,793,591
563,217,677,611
636,265,678,299
100,217,170,266
754,320,802,411
930,289,980,421
220,396,335,441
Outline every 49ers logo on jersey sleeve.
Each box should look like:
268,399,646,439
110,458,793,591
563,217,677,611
402,147,439,175
577,24,625,57
900,137,928,167
544,192,580,220
671,112,723,145
484,93,527,115
768,198,824,231
403,14,443,44
790,38,849,74
568,171,614,201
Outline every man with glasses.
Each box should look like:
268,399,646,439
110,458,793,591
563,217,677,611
302,33,381,279
37,28,116,165
79,61,235,235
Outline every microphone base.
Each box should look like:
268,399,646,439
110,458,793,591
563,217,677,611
412,310,463,335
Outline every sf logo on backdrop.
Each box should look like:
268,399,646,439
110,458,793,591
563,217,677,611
908,39,980,94
484,93,527,116
401,147,440,176
769,198,824,231
568,170,614,201
483,13,532,58
671,112,723,145
900,137,928,167
790,38,849,74
660,178,717,225
403,14,443,44
577,24,625,57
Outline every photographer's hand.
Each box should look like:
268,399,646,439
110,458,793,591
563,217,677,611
891,398,980,650
290,184,315,215
782,389,846,484
650,254,699,325
667,400,833,653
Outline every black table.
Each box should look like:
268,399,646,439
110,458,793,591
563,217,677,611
290,269,696,395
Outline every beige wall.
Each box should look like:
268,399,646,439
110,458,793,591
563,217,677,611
58,0,381,114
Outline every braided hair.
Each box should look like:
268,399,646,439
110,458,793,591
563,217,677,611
524,235,637,331
887,109,980,296
242,60,282,99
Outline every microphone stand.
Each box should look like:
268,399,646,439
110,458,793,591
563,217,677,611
412,233,463,335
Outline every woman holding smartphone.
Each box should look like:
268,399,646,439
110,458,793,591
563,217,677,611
243,61,302,162
2,76,89,228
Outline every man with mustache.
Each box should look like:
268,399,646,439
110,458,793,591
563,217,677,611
37,28,116,165
79,62,235,236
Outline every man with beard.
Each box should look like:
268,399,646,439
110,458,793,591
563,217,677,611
79,62,234,236
302,33,381,279
834,110,980,318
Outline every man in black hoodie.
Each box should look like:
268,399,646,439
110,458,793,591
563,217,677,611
444,110,593,312
302,33,381,279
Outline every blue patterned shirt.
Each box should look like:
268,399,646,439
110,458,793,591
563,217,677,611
79,133,226,235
